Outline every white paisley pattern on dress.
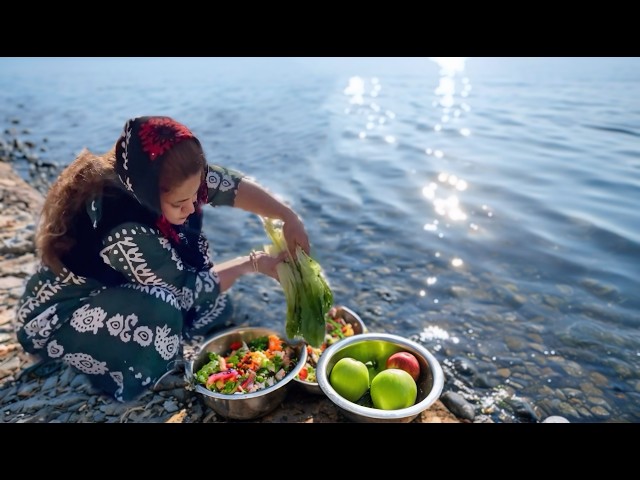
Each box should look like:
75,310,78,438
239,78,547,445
206,169,221,189
133,325,153,347
22,304,58,338
154,325,180,360
70,305,107,334
106,313,125,336
219,173,236,192
118,313,139,342
64,352,108,375
47,339,64,358
181,286,194,311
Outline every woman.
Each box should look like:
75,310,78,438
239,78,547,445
15,115,310,402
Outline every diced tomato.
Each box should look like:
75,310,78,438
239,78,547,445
298,367,308,380
229,341,242,351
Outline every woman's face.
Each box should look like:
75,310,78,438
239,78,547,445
160,173,201,225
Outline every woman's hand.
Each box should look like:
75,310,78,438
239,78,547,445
250,250,288,281
233,179,311,256
281,211,310,257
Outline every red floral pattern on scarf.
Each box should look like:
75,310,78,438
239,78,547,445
156,215,181,244
139,117,194,160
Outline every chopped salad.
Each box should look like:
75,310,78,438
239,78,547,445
297,307,357,384
194,334,299,394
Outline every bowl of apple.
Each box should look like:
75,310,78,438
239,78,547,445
293,305,366,395
316,333,444,423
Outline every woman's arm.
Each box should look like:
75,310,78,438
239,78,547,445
233,178,311,255
213,250,287,292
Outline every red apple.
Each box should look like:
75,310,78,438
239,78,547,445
385,352,420,381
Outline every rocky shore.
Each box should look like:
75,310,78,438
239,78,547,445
0,159,469,424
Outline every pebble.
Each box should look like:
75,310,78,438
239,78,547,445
440,391,476,421
41,375,58,393
542,415,570,423
163,400,180,413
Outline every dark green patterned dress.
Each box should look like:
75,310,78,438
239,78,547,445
16,164,243,401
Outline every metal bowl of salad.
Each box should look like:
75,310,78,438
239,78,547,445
315,333,444,423
293,305,366,395
187,326,307,421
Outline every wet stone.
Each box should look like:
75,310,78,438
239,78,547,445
587,396,611,409
93,411,107,422
163,400,179,413
17,382,40,397
589,371,608,387
440,391,476,421
505,336,525,351
556,401,579,418
100,403,125,416
54,412,72,423
497,368,510,378
590,406,610,418
58,366,75,388
41,375,58,393
576,406,593,419
612,363,633,379
580,382,603,396
0,385,17,403
561,388,584,400
507,380,525,390
526,365,543,377
561,361,584,377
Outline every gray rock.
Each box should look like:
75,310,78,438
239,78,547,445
440,391,476,420
163,400,180,413
93,412,107,423
505,397,540,423
54,412,72,423
41,375,58,393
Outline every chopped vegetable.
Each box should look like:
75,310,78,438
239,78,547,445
194,334,299,394
296,308,359,383
262,217,333,347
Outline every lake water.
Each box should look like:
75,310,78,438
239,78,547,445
1,57,639,422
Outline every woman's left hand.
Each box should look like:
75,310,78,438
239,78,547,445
252,250,288,281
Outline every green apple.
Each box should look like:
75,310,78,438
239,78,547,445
370,368,417,410
329,357,370,402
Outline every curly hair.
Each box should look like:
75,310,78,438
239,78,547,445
36,138,206,273
35,147,117,272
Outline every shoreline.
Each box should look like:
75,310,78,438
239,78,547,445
0,160,467,423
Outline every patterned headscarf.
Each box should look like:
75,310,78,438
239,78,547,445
115,116,207,247
115,116,197,215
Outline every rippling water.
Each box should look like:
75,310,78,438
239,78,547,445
1,57,639,422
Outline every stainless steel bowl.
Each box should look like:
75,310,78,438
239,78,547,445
316,333,445,423
187,326,307,421
293,305,367,395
